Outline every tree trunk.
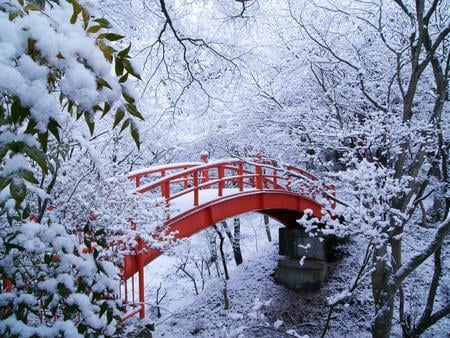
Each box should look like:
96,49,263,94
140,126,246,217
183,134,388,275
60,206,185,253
232,218,243,265
371,245,396,338
223,281,230,310
221,220,243,266
215,225,229,280
264,215,272,242
372,289,396,338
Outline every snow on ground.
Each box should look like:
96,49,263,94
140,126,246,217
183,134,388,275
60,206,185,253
118,212,449,338
118,213,368,337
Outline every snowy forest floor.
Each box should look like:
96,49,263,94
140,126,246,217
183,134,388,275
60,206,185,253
118,214,449,338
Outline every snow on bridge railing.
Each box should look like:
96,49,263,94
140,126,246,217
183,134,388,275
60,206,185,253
127,162,203,188
127,156,336,213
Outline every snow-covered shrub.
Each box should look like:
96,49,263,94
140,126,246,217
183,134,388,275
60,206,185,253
0,0,144,335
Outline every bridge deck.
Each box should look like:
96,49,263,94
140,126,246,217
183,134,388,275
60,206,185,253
168,188,257,216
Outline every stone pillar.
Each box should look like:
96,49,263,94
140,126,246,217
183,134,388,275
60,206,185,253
275,228,328,291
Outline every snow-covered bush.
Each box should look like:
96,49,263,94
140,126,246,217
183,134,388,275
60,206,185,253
0,0,144,335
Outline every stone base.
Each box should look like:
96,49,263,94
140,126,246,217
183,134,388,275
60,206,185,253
274,258,327,291
279,228,326,260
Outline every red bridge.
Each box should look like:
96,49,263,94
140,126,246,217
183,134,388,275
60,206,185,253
119,154,335,320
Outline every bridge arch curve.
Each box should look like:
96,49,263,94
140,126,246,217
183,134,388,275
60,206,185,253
123,190,324,279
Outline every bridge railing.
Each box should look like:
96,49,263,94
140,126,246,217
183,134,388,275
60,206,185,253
128,162,203,189
127,157,335,216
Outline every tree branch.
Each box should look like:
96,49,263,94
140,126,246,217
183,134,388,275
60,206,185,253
395,213,450,285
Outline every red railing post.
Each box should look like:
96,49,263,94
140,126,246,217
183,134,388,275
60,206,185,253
132,274,135,304
183,167,188,189
287,177,292,191
218,165,224,196
255,155,263,190
238,162,244,191
137,237,145,319
164,182,170,200
161,169,166,197
135,176,141,188
273,169,278,189
124,278,128,304
193,171,199,206
201,152,209,187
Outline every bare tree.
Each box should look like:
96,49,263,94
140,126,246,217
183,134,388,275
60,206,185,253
155,282,168,318
214,224,230,280
221,219,243,266
175,254,199,295
263,215,272,242
287,0,450,337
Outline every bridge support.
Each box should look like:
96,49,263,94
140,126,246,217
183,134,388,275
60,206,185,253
275,228,328,291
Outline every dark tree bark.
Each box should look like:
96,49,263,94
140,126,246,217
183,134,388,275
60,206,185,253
264,215,272,242
221,220,243,266
214,225,229,280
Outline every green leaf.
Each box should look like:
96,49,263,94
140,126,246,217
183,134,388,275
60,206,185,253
82,9,90,30
118,43,132,58
10,100,29,124
58,283,71,298
119,72,128,83
100,102,111,119
106,309,113,324
122,59,141,80
97,78,112,90
120,118,130,133
76,108,83,120
84,238,91,249
78,323,87,334
93,18,111,28
44,254,52,265
99,302,108,317
0,145,8,160
5,241,25,252
22,204,30,219
83,223,90,233
113,109,125,128
97,40,115,62
23,4,39,13
9,11,20,21
84,112,95,135
126,104,144,120
98,33,124,41
48,118,61,142
21,170,39,184
38,131,48,153
67,100,74,114
115,58,124,76
24,119,37,135
95,228,105,236
130,122,140,150
0,176,11,194
70,1,82,24
123,91,135,104
87,25,102,33
10,180,26,205
23,145,48,174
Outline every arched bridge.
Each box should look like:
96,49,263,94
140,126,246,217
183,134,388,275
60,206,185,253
120,155,335,319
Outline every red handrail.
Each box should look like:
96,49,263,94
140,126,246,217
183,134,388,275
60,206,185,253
132,158,330,213
128,162,203,188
